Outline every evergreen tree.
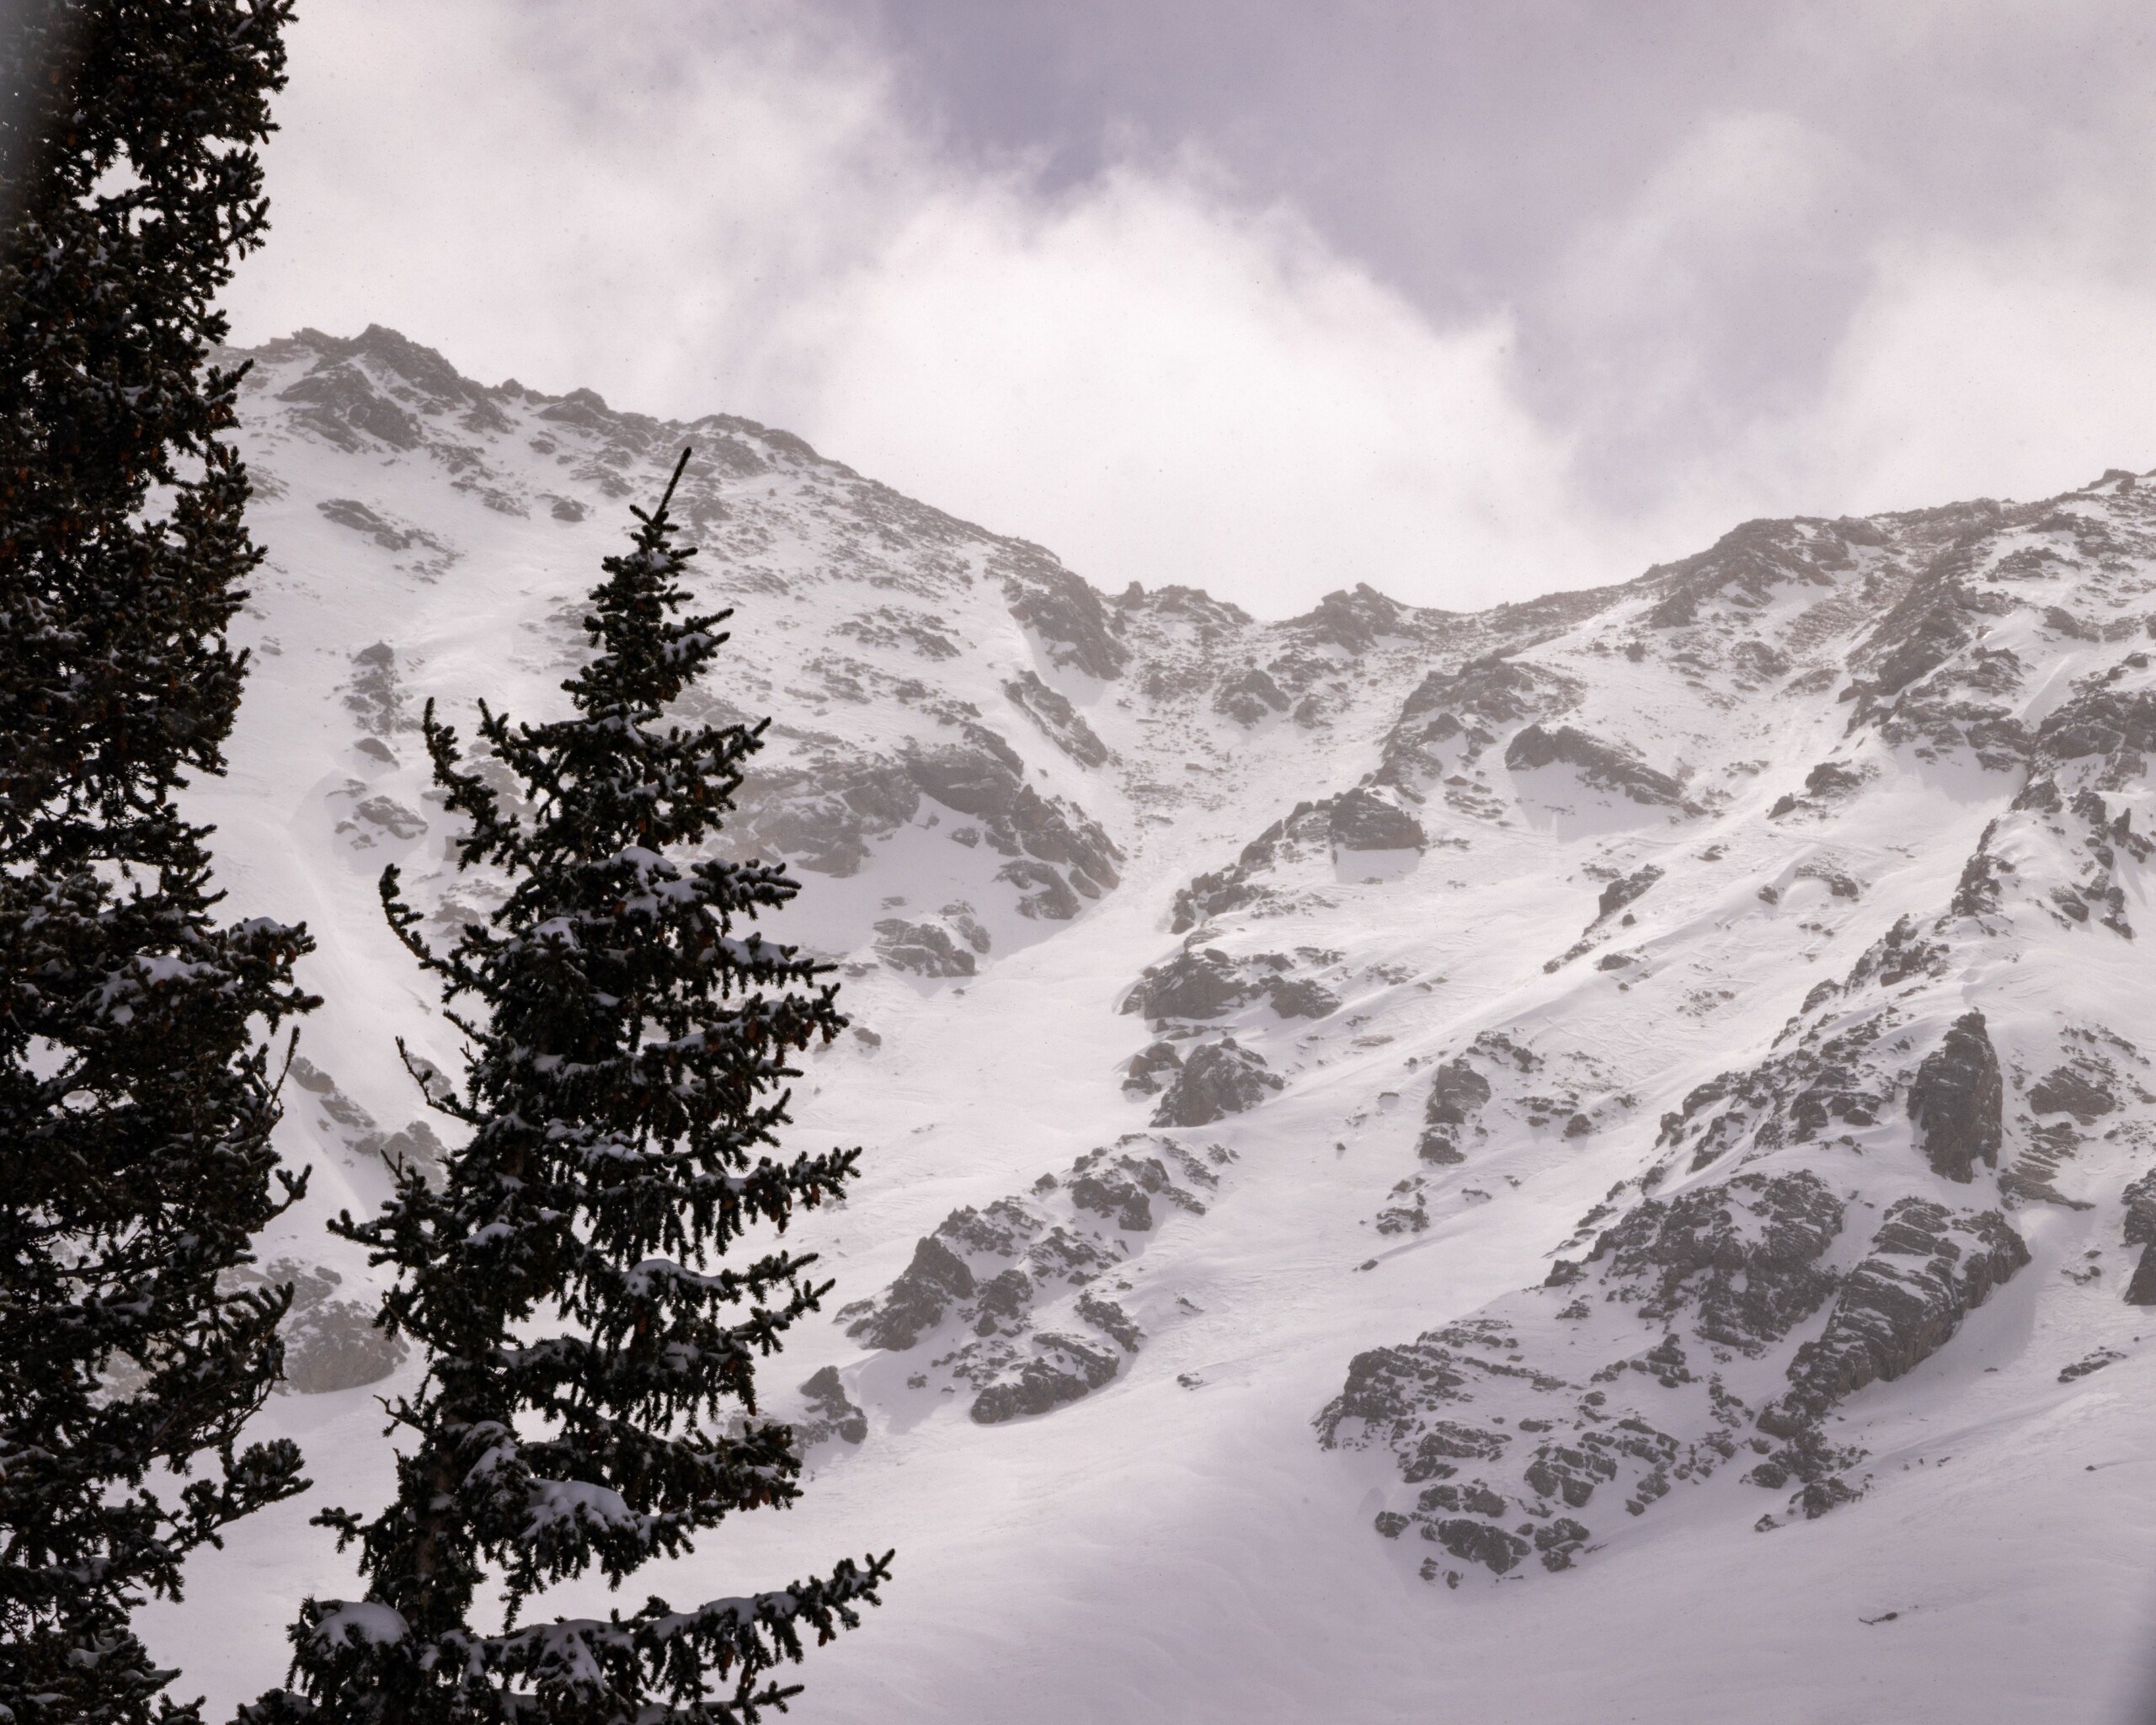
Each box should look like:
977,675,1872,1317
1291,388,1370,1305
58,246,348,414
0,3,318,1722
253,450,890,1725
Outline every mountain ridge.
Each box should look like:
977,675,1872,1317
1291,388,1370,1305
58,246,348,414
155,321,2156,1722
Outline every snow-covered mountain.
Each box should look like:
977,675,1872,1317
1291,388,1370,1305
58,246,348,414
148,324,2156,1722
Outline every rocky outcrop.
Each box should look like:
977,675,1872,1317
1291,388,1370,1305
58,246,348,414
1327,787,1426,852
1004,670,1109,766
797,1365,869,1446
1214,666,1291,725
1123,948,1342,1027
1166,786,1428,935
1574,1171,1845,1353
1769,759,1877,820
1594,864,1662,924
1285,582,1408,654
230,1261,407,1396
1168,802,1334,932
1124,948,1251,1022
1641,516,1844,630
1122,1040,1185,1097
1760,1199,2027,1439
1374,654,1581,793
848,1235,978,1351
1505,723,1685,808
837,1136,1233,1423
873,918,978,978
2121,1169,2156,1305
995,548,1129,681
2028,1065,2117,1124
1152,1039,1282,1127
734,733,1121,914
1417,1060,1492,1165
288,1055,448,1186
970,1335,1122,1424
1906,1012,2004,1182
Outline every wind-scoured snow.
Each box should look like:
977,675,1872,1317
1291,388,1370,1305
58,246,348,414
142,325,2156,1722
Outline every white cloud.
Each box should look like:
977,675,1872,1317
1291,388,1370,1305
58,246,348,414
227,0,1633,617
1797,241,2156,511
749,163,1611,613
228,1,2156,620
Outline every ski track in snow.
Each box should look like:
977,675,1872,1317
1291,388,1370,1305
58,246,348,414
141,326,2156,1723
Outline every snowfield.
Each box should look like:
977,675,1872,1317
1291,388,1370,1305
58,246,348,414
144,324,2156,1722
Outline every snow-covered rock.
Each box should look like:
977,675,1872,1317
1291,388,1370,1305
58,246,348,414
150,328,2156,1722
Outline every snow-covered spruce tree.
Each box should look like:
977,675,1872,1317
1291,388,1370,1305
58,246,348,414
252,450,889,1725
0,4,319,1723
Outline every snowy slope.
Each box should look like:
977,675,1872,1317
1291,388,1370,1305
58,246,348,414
144,325,2156,1722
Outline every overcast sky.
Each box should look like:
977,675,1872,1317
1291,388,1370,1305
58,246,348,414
227,0,2156,616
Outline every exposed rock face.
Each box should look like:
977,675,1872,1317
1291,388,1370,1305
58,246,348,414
2121,1168,2156,1247
1505,723,1685,807
797,1365,870,1446
1325,1183,2025,1580
1401,1030,1617,1173
971,1334,1121,1424
343,641,408,735
1578,1171,1845,1353
874,918,977,977
287,1055,449,1186
837,1135,1234,1424
1769,759,1873,819
731,756,922,878
1152,1039,1282,1127
734,734,1123,920
1761,1199,2029,1436
237,1261,408,1395
282,1296,408,1394
1168,802,1336,932
1417,1060,1492,1164
2120,1169,2156,1305
1214,666,1291,725
2028,1065,2116,1124
1267,975,1340,1018
1288,582,1405,654
995,550,1129,681
1642,516,1841,631
906,740,1123,895
1327,787,1426,852
1124,947,1341,1026
1125,948,1251,1022
1123,1040,1184,1096
1330,832,2063,1578
1005,670,1110,766
1906,1012,2004,1182
1374,653,1582,796
849,1236,978,1351
1651,916,1950,1176
1595,865,1663,923
1166,782,1439,932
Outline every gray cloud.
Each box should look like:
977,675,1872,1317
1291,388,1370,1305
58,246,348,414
827,0,2156,505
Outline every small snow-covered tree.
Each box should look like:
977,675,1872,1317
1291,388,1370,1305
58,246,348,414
253,451,889,1724
0,4,318,1722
